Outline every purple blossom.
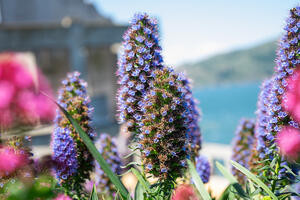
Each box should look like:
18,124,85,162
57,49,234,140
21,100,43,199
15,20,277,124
195,155,211,184
146,164,153,170
254,6,300,188
52,71,94,194
231,118,255,184
137,68,189,181
116,13,164,132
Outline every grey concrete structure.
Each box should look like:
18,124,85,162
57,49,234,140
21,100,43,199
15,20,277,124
0,0,127,134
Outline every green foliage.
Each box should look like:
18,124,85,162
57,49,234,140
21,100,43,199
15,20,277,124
187,159,212,200
215,162,248,199
231,160,278,200
131,168,151,194
89,185,99,200
131,167,175,200
256,152,297,197
134,182,145,200
0,175,57,200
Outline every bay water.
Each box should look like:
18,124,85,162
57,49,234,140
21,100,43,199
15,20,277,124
193,82,261,144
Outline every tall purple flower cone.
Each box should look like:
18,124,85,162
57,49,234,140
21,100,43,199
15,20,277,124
137,68,189,181
180,73,202,159
116,13,202,198
231,118,255,184
249,78,274,175
254,78,275,160
255,6,300,189
195,155,211,184
116,13,164,136
52,71,95,198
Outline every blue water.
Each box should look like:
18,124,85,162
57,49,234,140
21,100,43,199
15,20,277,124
193,82,261,144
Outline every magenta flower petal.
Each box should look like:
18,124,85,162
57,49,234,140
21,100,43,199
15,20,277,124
0,81,15,109
277,126,300,160
0,146,27,177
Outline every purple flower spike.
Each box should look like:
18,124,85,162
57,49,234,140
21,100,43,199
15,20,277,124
231,118,255,184
252,6,300,189
180,73,202,159
52,71,95,196
138,68,188,181
116,13,164,136
194,155,211,184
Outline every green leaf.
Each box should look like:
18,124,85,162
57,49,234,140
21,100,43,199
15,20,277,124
230,160,278,200
121,162,141,169
127,192,132,200
115,190,120,200
131,168,151,193
134,182,145,200
89,184,99,200
218,185,231,200
215,162,248,198
216,162,238,183
187,159,212,200
57,103,129,199
278,193,291,200
248,180,260,200
282,165,297,176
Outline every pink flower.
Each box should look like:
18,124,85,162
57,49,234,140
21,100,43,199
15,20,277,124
0,52,55,127
35,70,55,121
17,90,39,123
34,94,55,121
17,90,55,123
0,109,13,128
0,146,27,177
12,63,33,89
0,81,15,109
54,194,72,200
276,126,300,161
282,67,300,122
172,184,199,200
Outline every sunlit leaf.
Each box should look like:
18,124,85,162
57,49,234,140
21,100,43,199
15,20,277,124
89,184,99,200
187,159,212,200
231,160,278,200
131,168,151,193
215,162,248,198
134,182,145,200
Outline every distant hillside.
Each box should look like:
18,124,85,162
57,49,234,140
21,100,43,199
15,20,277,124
178,41,277,87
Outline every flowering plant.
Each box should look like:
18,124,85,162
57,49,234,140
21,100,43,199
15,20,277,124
0,5,300,200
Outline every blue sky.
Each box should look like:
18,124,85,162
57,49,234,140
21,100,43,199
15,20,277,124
91,0,298,66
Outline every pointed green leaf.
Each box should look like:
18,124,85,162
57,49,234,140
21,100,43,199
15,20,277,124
216,162,238,183
215,162,248,198
89,184,99,200
127,192,132,200
282,165,297,176
187,159,212,200
218,185,231,200
248,180,260,200
131,168,151,193
115,190,120,200
230,160,278,200
134,182,145,200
